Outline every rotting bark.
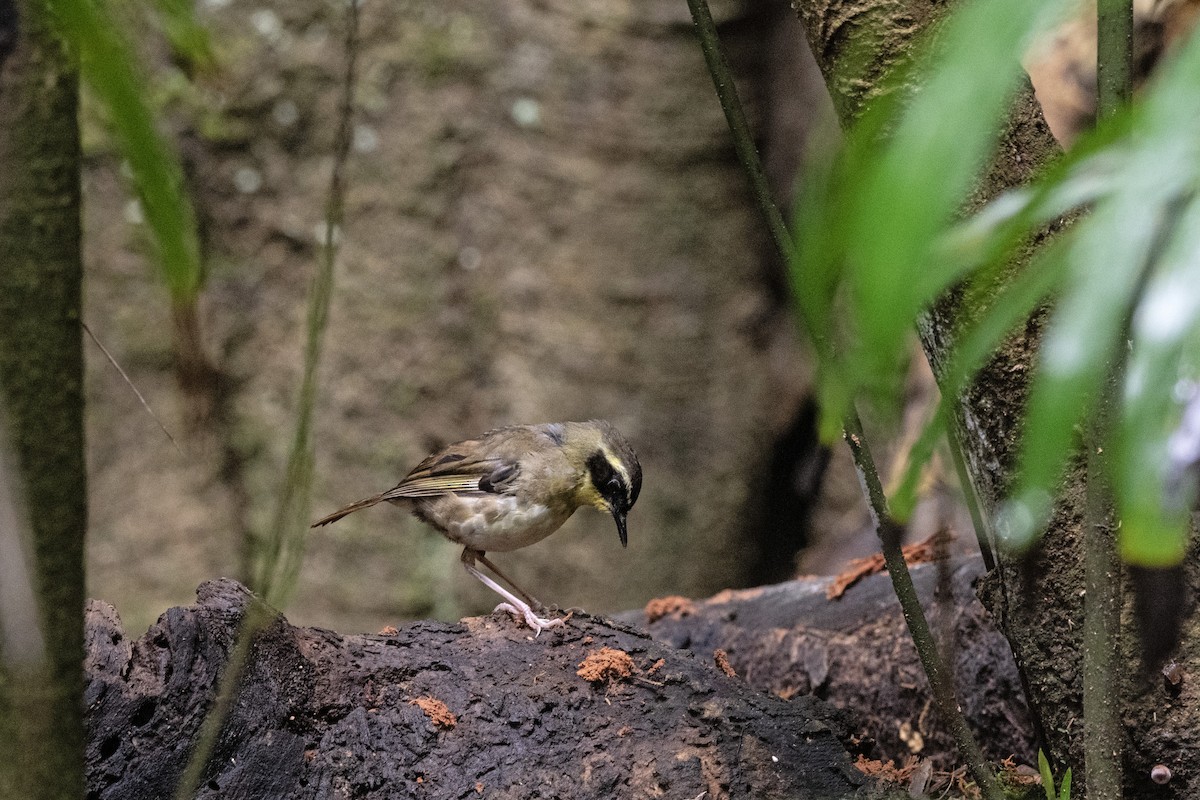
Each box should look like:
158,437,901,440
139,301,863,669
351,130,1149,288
628,556,1036,772
83,579,907,800
791,0,1200,795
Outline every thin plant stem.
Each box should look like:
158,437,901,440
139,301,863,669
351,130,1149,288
1081,3,1133,796
843,413,1003,799
83,321,182,454
255,0,359,605
1096,0,1133,120
173,5,359,796
1081,412,1122,799
683,1,1002,796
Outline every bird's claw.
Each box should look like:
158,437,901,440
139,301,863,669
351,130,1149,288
494,602,564,636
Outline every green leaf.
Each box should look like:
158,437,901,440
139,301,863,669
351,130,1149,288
888,406,944,522
1038,749,1056,800
937,144,1122,273
42,0,204,303
790,0,1073,430
842,0,1072,403
1109,18,1200,566
998,21,1200,552
1114,196,1200,565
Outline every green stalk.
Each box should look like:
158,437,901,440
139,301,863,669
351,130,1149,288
1096,0,1134,119
843,413,1002,799
1080,2,1133,797
173,4,359,795
684,1,1002,796
0,3,87,796
255,0,359,605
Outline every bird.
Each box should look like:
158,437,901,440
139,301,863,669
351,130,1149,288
312,420,642,635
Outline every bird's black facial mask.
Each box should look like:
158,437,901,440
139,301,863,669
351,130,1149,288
587,452,632,547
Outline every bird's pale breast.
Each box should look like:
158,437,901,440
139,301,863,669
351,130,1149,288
415,493,575,552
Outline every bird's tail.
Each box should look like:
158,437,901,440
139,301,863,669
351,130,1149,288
311,493,390,527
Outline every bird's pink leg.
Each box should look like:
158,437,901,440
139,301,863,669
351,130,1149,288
460,549,563,636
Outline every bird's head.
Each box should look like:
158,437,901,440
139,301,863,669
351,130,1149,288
559,420,642,548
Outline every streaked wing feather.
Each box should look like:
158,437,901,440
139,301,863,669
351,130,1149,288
382,475,486,498
382,445,519,499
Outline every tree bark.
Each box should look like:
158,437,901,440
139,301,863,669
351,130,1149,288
791,0,1200,796
83,579,904,800
0,1,87,796
629,556,1037,772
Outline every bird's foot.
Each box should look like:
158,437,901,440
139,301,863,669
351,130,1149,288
494,602,564,636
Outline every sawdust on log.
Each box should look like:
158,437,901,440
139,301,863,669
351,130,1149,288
644,595,696,623
409,696,457,729
576,646,636,685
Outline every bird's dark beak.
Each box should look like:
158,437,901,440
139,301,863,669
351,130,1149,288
611,507,628,548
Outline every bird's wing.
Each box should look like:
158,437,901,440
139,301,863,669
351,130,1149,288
381,445,521,499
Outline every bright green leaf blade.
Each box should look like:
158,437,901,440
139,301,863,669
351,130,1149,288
944,109,1137,268
790,0,1072,425
791,136,846,351
888,406,944,522
1038,750,1055,800
939,147,1120,273
940,239,1071,398
1115,196,1200,565
1110,7,1200,566
1000,19,1200,552
44,0,203,303
845,0,1072,403
999,200,1161,550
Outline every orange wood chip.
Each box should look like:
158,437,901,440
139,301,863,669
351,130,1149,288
853,754,918,783
576,647,635,685
826,534,948,600
409,696,457,729
643,595,696,623
713,648,737,678
827,554,886,600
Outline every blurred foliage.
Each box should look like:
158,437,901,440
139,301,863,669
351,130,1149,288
42,0,205,305
148,0,216,70
792,0,1200,566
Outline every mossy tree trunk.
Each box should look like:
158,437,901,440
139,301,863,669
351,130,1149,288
792,1,1200,796
0,0,87,797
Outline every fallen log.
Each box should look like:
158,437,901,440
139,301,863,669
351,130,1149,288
626,556,1036,772
83,579,904,800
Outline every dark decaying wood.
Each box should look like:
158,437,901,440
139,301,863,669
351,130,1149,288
628,557,1036,771
83,579,905,800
